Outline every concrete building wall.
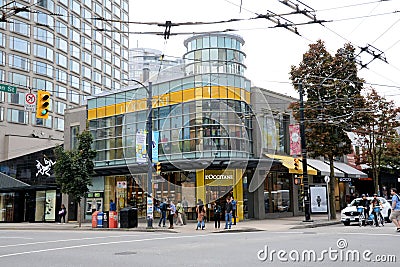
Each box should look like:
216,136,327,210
63,106,87,150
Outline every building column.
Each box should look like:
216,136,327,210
196,169,205,204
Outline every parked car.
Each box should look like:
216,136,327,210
341,197,392,226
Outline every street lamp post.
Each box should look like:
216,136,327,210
146,81,153,228
298,81,312,222
130,79,153,228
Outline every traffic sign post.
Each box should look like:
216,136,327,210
324,176,331,221
0,84,17,94
25,93,36,111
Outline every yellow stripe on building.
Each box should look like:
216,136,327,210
87,86,250,120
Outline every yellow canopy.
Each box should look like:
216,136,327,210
265,154,317,175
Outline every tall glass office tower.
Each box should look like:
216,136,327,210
0,0,129,222
0,0,129,161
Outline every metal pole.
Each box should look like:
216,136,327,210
325,176,331,221
146,81,153,228
299,81,312,222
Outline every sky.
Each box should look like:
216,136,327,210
128,0,400,106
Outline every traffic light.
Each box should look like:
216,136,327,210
36,90,50,119
156,162,161,175
294,158,300,170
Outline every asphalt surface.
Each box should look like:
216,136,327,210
0,220,399,267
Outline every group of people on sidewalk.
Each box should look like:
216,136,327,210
157,197,189,229
196,195,237,230
155,195,238,231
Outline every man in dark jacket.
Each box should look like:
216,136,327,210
224,197,233,229
359,194,370,223
158,198,167,227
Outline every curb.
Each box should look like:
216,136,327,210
290,221,341,229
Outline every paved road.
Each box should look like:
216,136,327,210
0,223,399,267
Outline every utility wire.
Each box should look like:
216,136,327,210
315,0,392,12
371,16,400,44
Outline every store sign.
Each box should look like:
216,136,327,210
204,173,234,186
339,177,352,182
36,158,56,177
205,174,233,180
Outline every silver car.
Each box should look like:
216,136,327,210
341,197,391,226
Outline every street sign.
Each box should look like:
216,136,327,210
0,84,17,94
25,93,36,111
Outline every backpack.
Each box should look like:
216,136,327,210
160,202,167,211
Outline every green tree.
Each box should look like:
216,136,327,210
290,40,366,219
54,130,96,227
355,89,400,193
381,132,400,175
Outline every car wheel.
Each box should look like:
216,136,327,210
386,210,391,223
343,221,350,226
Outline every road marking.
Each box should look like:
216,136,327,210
0,237,33,240
0,234,162,248
0,232,251,258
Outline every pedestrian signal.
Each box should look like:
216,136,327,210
294,158,300,170
36,90,50,119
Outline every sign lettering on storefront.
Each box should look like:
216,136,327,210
339,177,352,182
205,174,233,180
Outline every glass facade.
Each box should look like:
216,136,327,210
88,75,252,166
87,34,250,220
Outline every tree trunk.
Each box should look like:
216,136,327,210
328,157,336,220
373,168,379,195
78,202,81,228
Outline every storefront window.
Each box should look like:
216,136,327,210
34,190,56,222
0,193,14,222
264,172,291,213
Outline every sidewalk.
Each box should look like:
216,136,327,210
0,213,341,233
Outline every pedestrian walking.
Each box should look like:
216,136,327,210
167,200,176,229
182,197,189,225
176,200,184,226
158,198,167,227
389,188,400,232
224,197,233,229
58,204,67,224
213,201,222,228
196,199,206,230
231,196,237,225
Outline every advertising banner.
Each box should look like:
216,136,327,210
152,131,159,163
289,124,301,156
136,131,147,163
310,185,328,213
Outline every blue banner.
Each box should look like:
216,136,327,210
152,131,159,163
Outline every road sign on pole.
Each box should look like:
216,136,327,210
25,93,36,111
0,84,17,94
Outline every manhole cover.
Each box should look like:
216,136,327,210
115,251,137,255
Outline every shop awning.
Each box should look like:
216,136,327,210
265,154,317,175
306,159,345,177
0,172,30,189
328,161,368,178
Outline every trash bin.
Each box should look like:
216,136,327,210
97,212,103,228
109,211,118,228
92,211,99,228
120,207,138,228
102,211,109,228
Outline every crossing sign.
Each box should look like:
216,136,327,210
25,93,36,111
